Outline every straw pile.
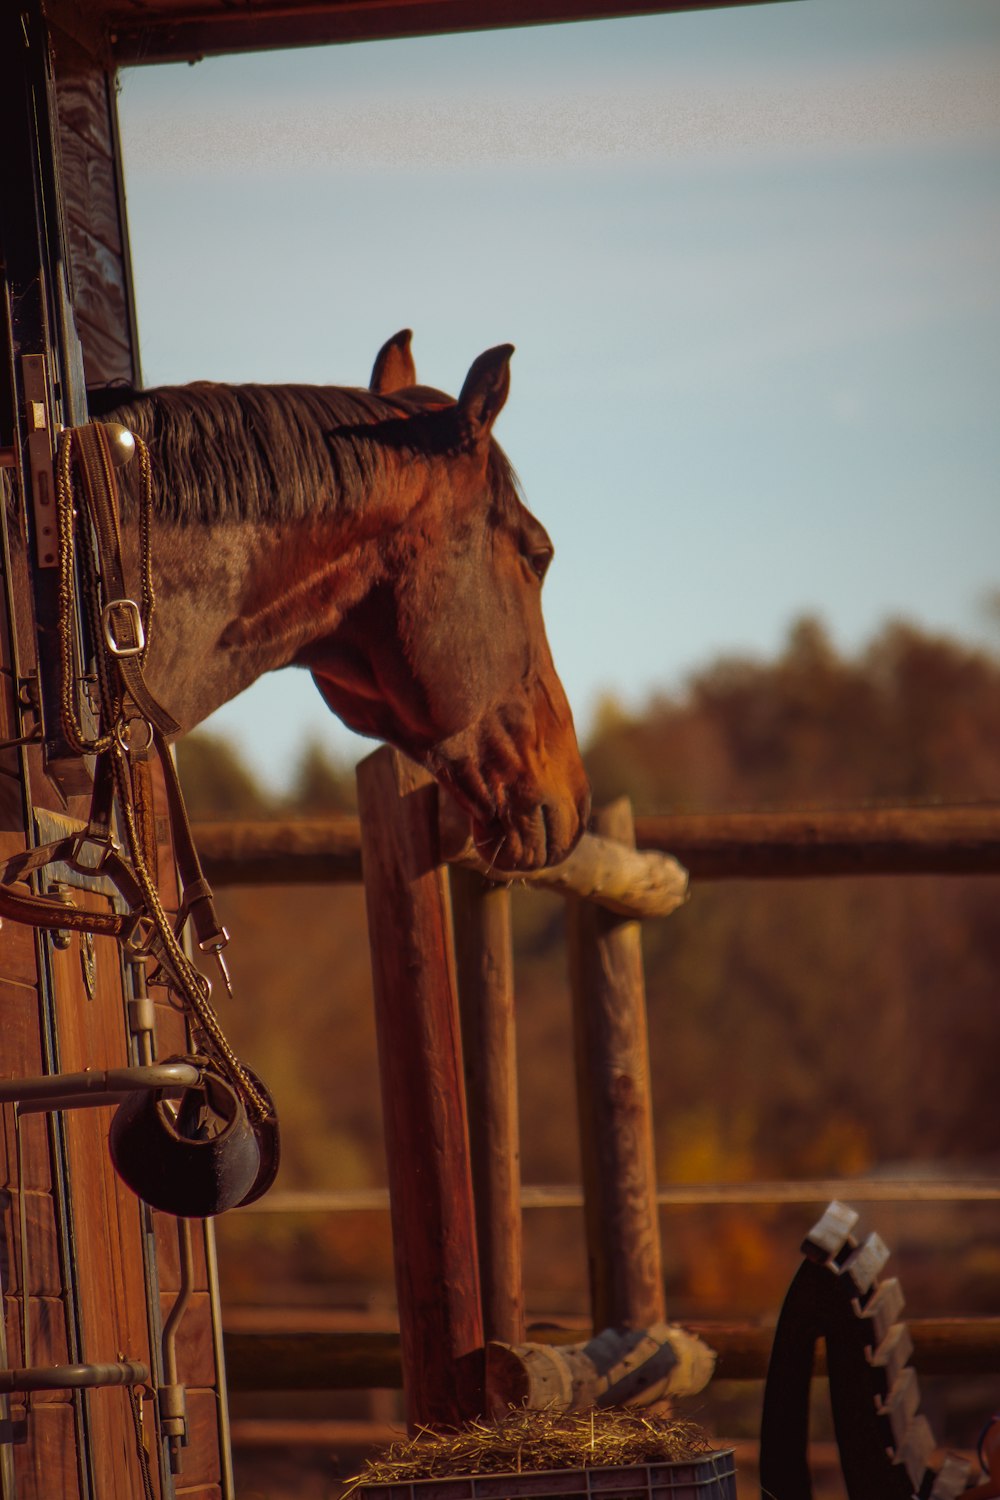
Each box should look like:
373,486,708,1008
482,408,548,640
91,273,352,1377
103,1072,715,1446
346,1406,714,1490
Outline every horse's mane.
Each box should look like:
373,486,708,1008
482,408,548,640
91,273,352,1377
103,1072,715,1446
97,382,521,525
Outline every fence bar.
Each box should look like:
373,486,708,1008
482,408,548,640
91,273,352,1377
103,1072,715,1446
567,798,665,1331
194,811,688,918
633,806,1000,878
193,817,363,885
193,804,1000,890
233,1177,1000,1213
449,866,524,1346
356,747,484,1429
222,1317,1000,1392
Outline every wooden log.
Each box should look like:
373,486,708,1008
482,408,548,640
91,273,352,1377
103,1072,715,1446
355,748,484,1429
220,1317,1000,1391
194,816,363,885
192,804,1000,890
567,798,665,1333
438,796,688,918
633,806,1000,879
195,809,688,918
449,866,524,1348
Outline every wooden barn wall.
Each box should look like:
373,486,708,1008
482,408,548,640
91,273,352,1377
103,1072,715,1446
1,6,229,1494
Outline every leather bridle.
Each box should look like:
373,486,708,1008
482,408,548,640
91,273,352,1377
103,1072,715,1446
0,418,271,1127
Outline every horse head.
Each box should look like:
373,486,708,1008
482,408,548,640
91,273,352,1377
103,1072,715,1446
302,332,590,872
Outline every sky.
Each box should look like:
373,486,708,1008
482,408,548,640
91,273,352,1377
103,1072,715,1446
116,0,1000,789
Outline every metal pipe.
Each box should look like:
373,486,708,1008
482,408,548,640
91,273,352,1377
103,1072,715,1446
14,1118,30,1372
0,1360,148,1394
0,1062,201,1109
160,1217,194,1472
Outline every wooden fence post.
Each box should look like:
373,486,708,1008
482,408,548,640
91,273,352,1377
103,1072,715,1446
356,747,484,1429
567,797,666,1332
449,867,524,1347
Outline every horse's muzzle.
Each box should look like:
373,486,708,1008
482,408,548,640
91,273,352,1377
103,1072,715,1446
426,703,591,872
469,782,590,872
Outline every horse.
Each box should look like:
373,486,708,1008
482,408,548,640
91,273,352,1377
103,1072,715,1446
99,331,590,871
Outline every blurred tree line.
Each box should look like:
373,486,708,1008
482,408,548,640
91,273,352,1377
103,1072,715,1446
181,616,1000,1321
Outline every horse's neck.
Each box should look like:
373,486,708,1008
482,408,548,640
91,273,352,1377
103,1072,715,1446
128,512,378,734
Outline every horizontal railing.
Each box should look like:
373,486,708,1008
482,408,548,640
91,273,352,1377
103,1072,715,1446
221,1315,1000,1391
193,802,1000,890
237,1177,1000,1213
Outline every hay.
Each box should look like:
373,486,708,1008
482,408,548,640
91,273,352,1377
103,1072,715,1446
346,1406,714,1491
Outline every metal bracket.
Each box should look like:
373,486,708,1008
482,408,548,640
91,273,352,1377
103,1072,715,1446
0,1360,148,1395
0,1062,202,1115
20,355,58,571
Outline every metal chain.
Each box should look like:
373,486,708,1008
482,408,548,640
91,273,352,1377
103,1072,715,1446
125,1384,157,1500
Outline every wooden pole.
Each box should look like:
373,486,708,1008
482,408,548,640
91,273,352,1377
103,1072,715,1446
355,747,484,1428
194,804,1000,889
449,866,524,1347
632,805,1000,878
222,1316,1000,1392
567,797,665,1332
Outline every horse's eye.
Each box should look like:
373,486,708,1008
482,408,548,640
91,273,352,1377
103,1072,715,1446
525,544,553,582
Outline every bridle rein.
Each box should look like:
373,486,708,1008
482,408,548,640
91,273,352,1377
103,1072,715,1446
0,419,275,1207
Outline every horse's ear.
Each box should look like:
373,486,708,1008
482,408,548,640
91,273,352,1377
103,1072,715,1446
370,329,416,394
458,344,514,448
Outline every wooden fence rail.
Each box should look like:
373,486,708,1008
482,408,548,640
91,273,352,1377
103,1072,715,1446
198,769,1000,1424
193,802,1000,889
235,1177,1000,1213
222,1316,1000,1393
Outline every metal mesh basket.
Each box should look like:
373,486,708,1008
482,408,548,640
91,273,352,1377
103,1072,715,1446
357,1449,737,1500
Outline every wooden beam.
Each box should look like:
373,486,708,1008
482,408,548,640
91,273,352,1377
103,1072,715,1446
106,1,786,66
567,798,665,1332
633,806,1000,878
193,804,1000,890
449,866,524,1347
355,747,484,1429
192,816,364,886
221,1317,1000,1390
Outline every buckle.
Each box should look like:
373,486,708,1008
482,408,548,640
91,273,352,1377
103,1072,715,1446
70,831,116,875
198,926,230,955
121,912,160,959
102,599,145,658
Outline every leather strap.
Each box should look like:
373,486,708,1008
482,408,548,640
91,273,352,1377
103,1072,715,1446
71,423,181,737
151,730,227,950
0,832,148,938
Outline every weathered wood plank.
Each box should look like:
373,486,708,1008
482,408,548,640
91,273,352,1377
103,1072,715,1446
633,806,1000,878
355,747,484,1429
49,905,159,1500
13,1399,78,1500
449,866,523,1347
170,1389,223,1491
567,799,665,1332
